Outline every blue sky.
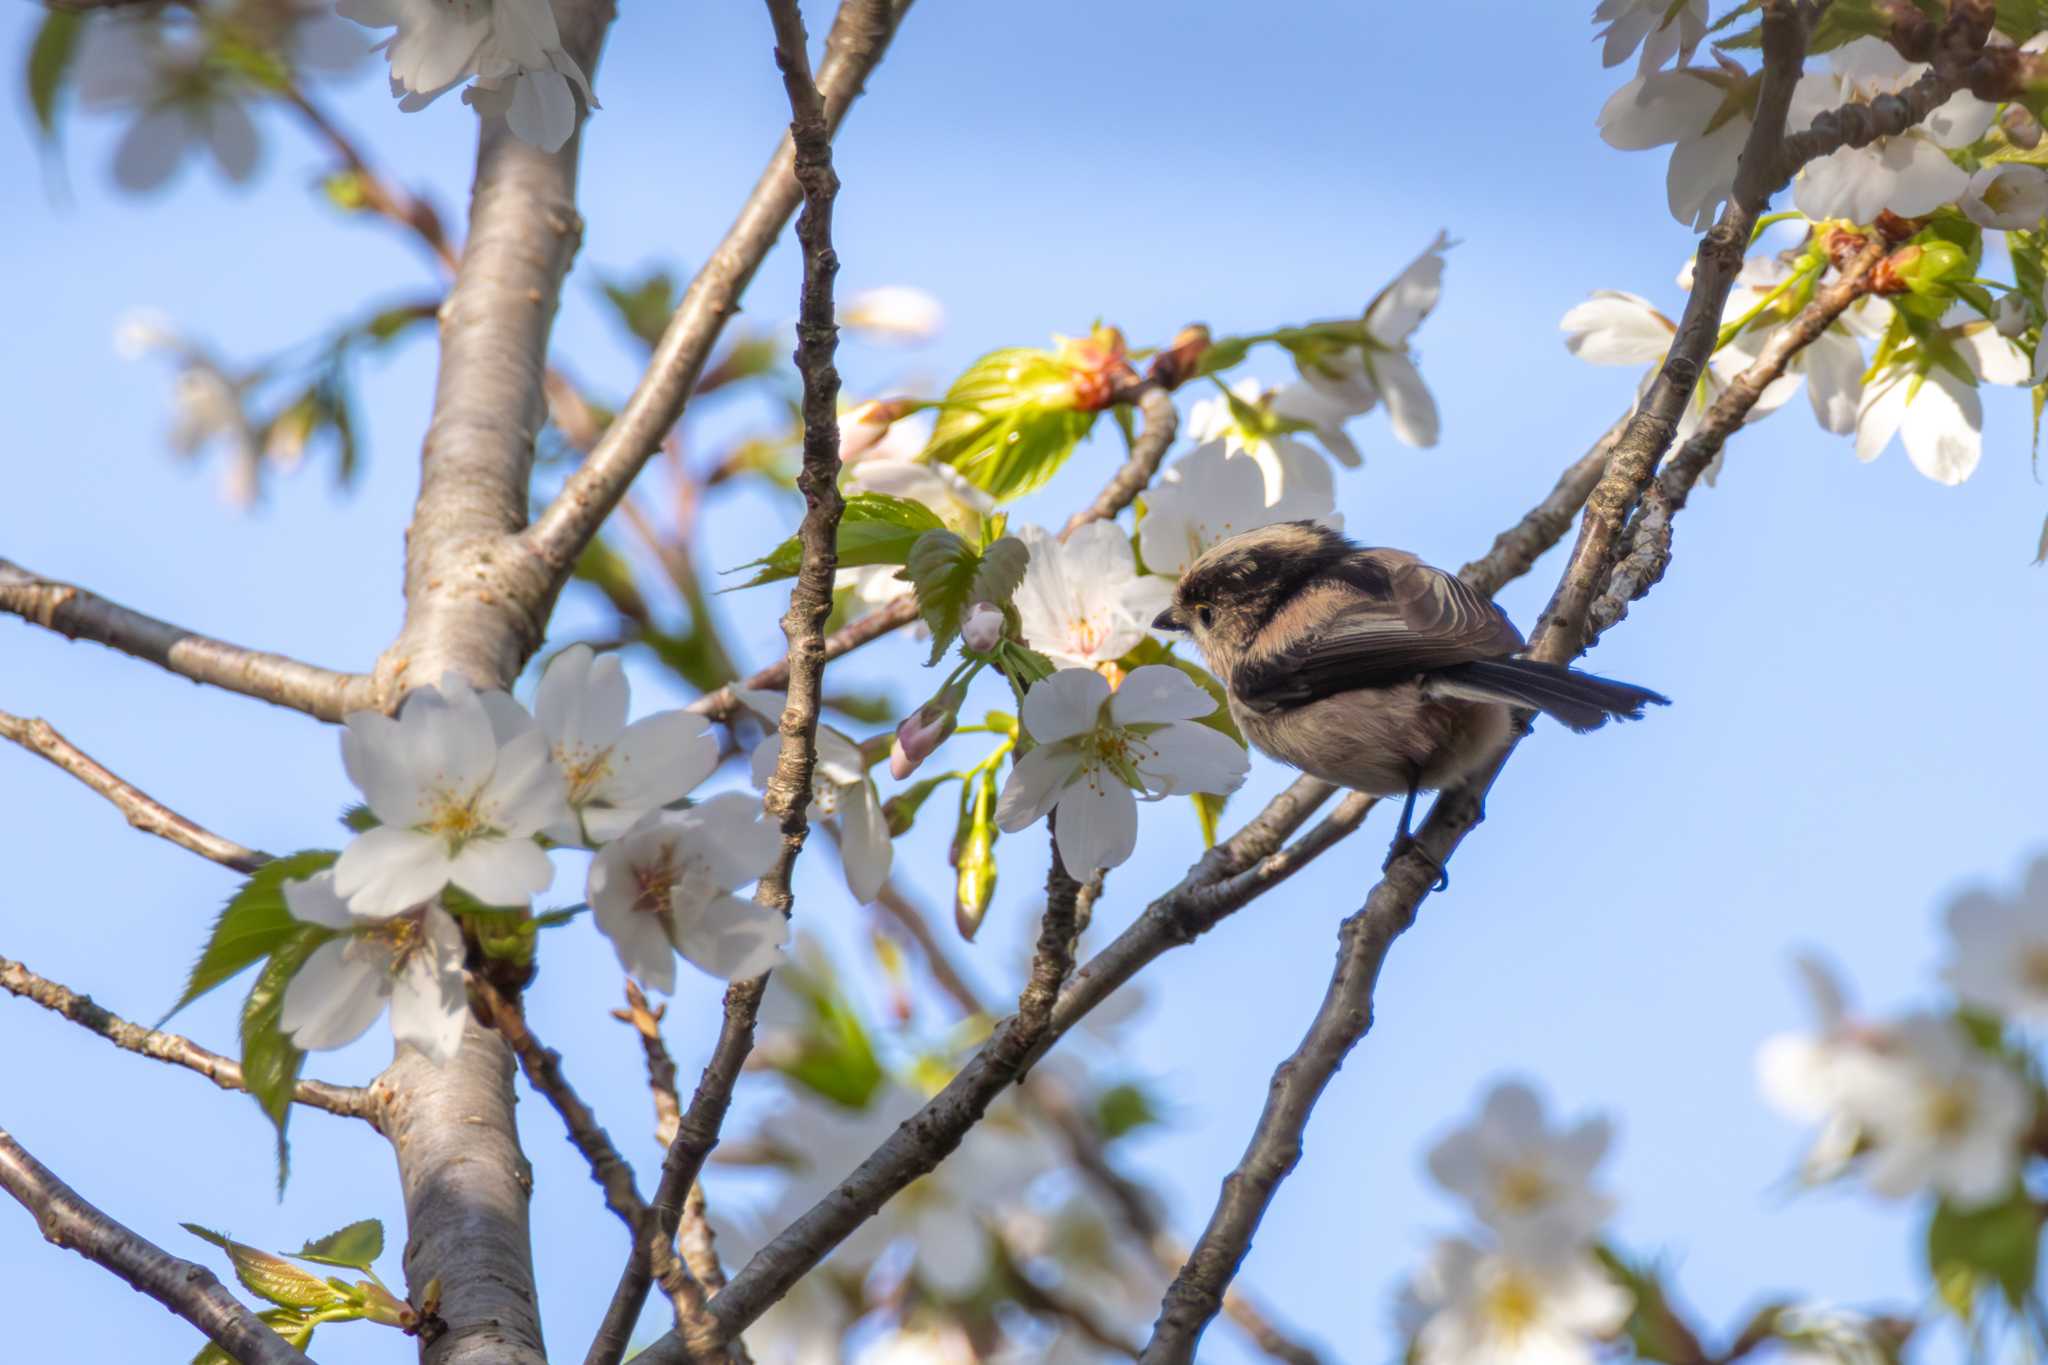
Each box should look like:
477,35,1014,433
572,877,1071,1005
4,2,2047,1362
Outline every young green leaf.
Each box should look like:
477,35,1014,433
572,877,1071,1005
967,534,1028,610
192,1309,319,1365
598,269,678,352
777,983,886,1110
292,1219,384,1272
183,1225,346,1312
26,10,82,140
923,347,1098,500
729,492,948,588
1927,1187,2041,1313
240,928,332,1192
167,850,339,1023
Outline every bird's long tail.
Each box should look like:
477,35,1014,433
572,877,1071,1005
1423,659,1669,733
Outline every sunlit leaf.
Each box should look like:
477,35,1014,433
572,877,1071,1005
241,928,332,1192
599,269,678,352
167,851,339,1022
292,1219,384,1272
1927,1187,2040,1314
183,1225,344,1311
924,347,1096,500
728,492,947,588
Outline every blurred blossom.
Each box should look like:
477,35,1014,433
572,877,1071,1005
339,0,598,154
1598,67,1750,230
1774,1304,1901,1365
851,1326,978,1365
77,17,258,192
1593,0,1706,74
1961,163,2048,231
1941,855,2048,1019
1399,1237,1629,1365
1297,232,1449,448
842,286,945,344
740,1269,858,1365
741,690,892,902
112,309,177,360
1425,1080,1616,1251
1838,1013,2030,1208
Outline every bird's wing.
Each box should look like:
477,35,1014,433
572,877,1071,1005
1231,553,1524,713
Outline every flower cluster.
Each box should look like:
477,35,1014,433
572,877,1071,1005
279,647,783,1064
1758,860,2048,1210
1396,1081,1630,1365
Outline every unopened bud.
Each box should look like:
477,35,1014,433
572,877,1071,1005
1057,324,1136,412
2003,102,2043,150
1146,324,1213,389
888,684,964,780
837,398,913,462
961,601,1005,654
953,815,997,940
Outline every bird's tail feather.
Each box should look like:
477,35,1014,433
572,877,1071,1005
1424,659,1669,733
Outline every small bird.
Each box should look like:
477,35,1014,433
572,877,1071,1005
1151,521,1667,885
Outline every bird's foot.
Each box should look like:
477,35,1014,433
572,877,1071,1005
1383,834,1450,893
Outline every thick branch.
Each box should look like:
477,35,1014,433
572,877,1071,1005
0,710,266,872
0,559,375,721
0,1129,315,1365
474,977,646,1233
525,0,909,587
0,954,377,1124
1142,8,1837,1358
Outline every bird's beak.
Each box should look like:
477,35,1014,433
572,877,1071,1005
1152,606,1187,632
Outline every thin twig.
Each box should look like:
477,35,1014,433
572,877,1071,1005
689,596,916,723
1063,382,1180,538
584,10,850,1361
0,955,378,1125
0,559,376,722
473,976,646,1233
0,710,266,873
281,88,459,274
526,0,910,586
0,1128,317,1365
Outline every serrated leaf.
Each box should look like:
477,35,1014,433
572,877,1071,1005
728,492,947,588
924,347,1097,501
184,1225,345,1311
27,10,82,140
339,804,379,833
241,928,332,1192
291,1219,383,1271
967,535,1028,609
1927,1187,2040,1313
168,851,339,1022
905,529,977,664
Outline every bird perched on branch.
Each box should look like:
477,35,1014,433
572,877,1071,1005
1152,521,1667,888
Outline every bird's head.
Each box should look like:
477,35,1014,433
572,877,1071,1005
1152,520,1354,666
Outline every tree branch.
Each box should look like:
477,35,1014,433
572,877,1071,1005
525,0,910,590
585,11,849,1360
0,1128,316,1365
1139,7,1850,1357
0,954,379,1124
0,710,266,873
474,976,646,1233
1063,381,1180,537
0,559,376,722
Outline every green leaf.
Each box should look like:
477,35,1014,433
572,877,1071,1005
183,1225,345,1311
883,771,961,837
1094,1081,1161,1140
168,851,339,1022
1927,1187,2041,1314
291,1219,384,1272
339,804,379,834
951,768,999,941
906,530,975,664
241,928,333,1192
599,270,679,352
923,347,1097,500
1593,1246,1705,1365
777,981,886,1109
728,492,947,588
967,535,1028,610
193,1308,319,1365
26,10,82,140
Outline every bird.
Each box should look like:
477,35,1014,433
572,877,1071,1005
1150,521,1668,887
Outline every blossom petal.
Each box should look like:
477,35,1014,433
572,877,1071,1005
1899,368,1982,485
112,107,191,192
537,645,626,751
1110,665,1216,725
1372,350,1440,448
282,871,356,930
280,939,389,1052
1022,669,1110,746
675,892,790,982
389,908,468,1064
1803,327,1865,435
836,780,893,904
685,791,781,889
446,835,555,907
1053,775,1139,872
1560,292,1672,366
334,826,451,917
995,744,1084,833
1855,372,1909,464
1135,722,1250,798
484,726,572,837
598,709,719,811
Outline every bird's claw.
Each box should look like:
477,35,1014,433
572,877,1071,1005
1384,835,1450,893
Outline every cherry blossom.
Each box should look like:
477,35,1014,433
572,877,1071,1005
1598,67,1751,230
740,691,892,903
277,871,468,1065
586,795,786,993
76,17,259,193
1296,233,1451,448
841,286,945,345
530,644,718,846
1942,855,2048,1021
1425,1080,1616,1250
1137,439,1336,578
1593,0,1706,74
1400,1237,1629,1365
1855,324,2028,486
995,666,1248,874
1013,522,1172,670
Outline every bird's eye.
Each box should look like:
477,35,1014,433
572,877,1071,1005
1194,604,1214,629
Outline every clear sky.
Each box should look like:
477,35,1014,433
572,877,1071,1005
4,3,2046,1363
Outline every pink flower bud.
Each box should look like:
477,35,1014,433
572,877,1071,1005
888,688,963,780
961,601,1005,654
837,398,912,463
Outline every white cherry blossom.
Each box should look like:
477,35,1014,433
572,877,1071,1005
1787,39,1996,224
339,0,598,154
1138,439,1336,578
1559,287,1797,446
1297,233,1450,447
1720,256,1874,435
996,666,1248,873
1401,1238,1629,1365
1425,1079,1616,1249
586,796,786,993
1942,855,2048,1021
334,674,569,915
1757,955,1886,1183
1593,0,1706,74
1961,163,2048,230
1598,67,1750,229
278,871,468,1065
841,286,944,344
1013,522,1172,669
531,645,718,845
76,18,258,192
1840,1013,2031,1207
740,691,892,903
1188,378,1353,489
840,429,991,606
1856,325,2027,486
